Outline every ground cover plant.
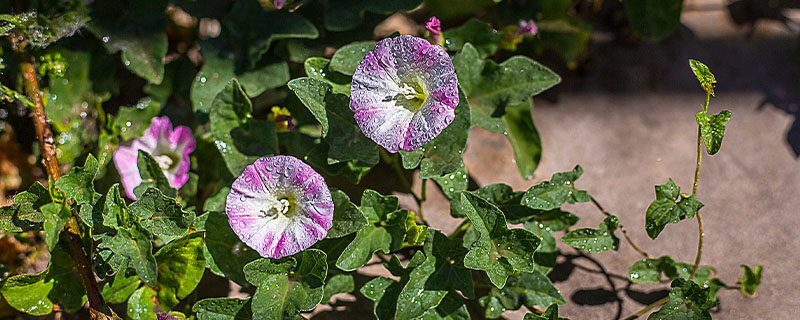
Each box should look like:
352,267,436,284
0,0,763,319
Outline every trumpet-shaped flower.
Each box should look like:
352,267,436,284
113,116,195,200
350,35,459,153
225,155,333,259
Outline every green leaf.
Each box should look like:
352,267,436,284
116,98,162,140
55,154,98,204
521,166,590,210
737,264,763,298
129,188,196,243
395,230,474,320
502,100,543,179
193,298,253,320
191,44,289,120
561,216,620,253
133,151,178,199
322,273,355,304
419,291,471,320
88,0,169,84
101,269,141,304
303,57,351,96
649,278,717,320
454,44,560,133
467,183,539,223
0,248,87,315
203,211,261,286
523,304,568,320
127,285,159,320
288,77,378,165
645,179,704,239
628,256,677,284
444,19,502,57
210,79,279,176
455,192,540,288
696,110,731,155
688,59,716,96
41,202,71,249
335,211,409,271
0,182,49,232
479,271,565,319
95,221,158,286
323,0,422,32
329,41,376,76
244,249,328,319
431,165,469,199
222,1,318,68
418,91,471,178
154,232,206,310
623,0,684,41
360,253,427,319
327,190,369,238
523,222,559,274
530,210,580,232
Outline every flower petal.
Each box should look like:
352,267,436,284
225,155,333,259
113,145,143,199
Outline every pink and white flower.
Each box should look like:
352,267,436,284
349,35,459,153
113,116,195,200
225,155,333,259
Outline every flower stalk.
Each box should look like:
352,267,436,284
689,92,711,280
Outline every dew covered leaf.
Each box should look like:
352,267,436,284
244,249,327,319
101,269,141,304
55,154,98,205
87,0,169,84
202,211,260,287
94,220,158,287
696,110,731,155
455,192,540,288
153,232,206,311
465,183,538,223
329,41,376,76
522,222,559,274
503,100,543,179
561,216,619,253
0,248,87,315
431,164,469,199
0,182,49,232
645,179,704,239
627,255,677,284
523,304,568,320
419,291,471,320
210,79,279,176
222,0,318,68
326,189,368,238
454,44,560,134
116,99,161,141
41,202,71,249
129,188,196,243
418,91,471,178
649,279,717,320
360,253,427,320
191,43,289,121
336,190,408,271
479,271,565,319
395,230,474,320
133,151,178,199
444,19,502,58
193,298,253,320
303,57,352,96
322,273,355,304
521,165,590,211
689,59,716,96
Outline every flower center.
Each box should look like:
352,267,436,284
394,80,426,113
260,196,295,219
154,154,177,171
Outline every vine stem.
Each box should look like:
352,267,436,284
689,93,710,280
622,296,670,320
19,52,115,319
589,196,651,258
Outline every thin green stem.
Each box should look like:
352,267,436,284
690,93,710,280
622,296,669,320
589,196,651,258
379,149,426,224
